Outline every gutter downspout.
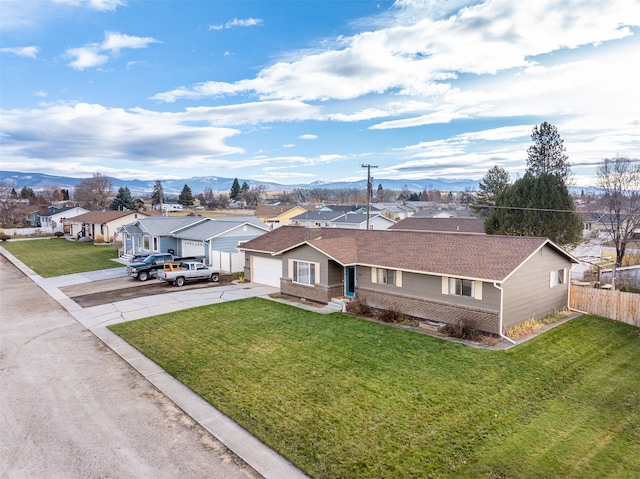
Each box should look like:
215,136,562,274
494,282,516,345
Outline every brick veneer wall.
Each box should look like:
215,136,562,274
357,287,500,334
281,278,343,304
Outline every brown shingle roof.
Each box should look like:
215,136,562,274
389,217,485,233
68,210,152,224
239,226,576,282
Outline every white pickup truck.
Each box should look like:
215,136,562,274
158,261,220,287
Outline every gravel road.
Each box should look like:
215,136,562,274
0,255,262,479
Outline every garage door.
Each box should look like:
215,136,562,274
181,240,205,258
252,256,282,287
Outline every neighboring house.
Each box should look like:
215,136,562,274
329,212,396,230
238,226,578,335
290,210,347,227
156,202,184,213
390,217,485,234
118,216,268,272
371,203,415,220
255,204,312,227
39,206,89,233
411,208,476,218
67,210,157,242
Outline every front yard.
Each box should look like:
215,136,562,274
1,238,121,277
110,298,640,479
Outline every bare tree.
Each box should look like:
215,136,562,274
596,156,640,265
73,173,113,208
241,185,265,207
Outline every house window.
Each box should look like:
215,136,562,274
292,260,317,286
449,278,475,297
550,268,565,287
143,235,150,250
153,237,159,251
371,268,402,287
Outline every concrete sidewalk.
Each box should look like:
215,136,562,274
0,247,310,479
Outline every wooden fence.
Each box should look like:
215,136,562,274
570,287,640,327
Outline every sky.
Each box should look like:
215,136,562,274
1,0,639,188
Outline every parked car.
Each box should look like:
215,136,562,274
129,253,150,264
127,253,203,281
158,261,220,286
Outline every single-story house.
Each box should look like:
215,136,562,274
371,203,415,220
67,210,158,242
390,217,485,234
255,204,313,227
329,212,396,230
290,210,348,227
238,226,578,335
118,216,268,272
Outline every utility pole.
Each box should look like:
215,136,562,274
361,163,378,230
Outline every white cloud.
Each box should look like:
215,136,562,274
0,46,40,58
283,144,295,148
101,31,161,51
299,134,318,140
209,17,263,31
34,90,48,98
53,0,126,11
0,102,243,179
64,31,160,69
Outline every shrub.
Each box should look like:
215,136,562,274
376,309,407,324
345,299,374,317
442,317,480,341
0,234,10,242
54,231,64,238
95,233,105,243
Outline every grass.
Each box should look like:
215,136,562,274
1,238,121,277
109,298,640,479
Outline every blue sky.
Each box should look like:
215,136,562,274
1,0,639,188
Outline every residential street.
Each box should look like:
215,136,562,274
0,255,261,479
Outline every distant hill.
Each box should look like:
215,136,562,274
0,171,480,197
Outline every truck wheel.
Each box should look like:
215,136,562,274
175,276,185,287
211,273,219,283
138,271,149,282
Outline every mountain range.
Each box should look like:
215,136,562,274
0,171,480,197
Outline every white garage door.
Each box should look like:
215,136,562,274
252,256,282,287
181,240,205,258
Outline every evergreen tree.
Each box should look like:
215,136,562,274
241,181,249,194
110,187,136,211
230,178,241,199
151,180,164,206
526,122,570,181
178,184,194,206
472,165,511,216
485,172,582,246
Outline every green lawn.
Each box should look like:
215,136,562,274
2,238,121,277
109,298,640,479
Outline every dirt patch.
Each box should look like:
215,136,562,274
61,274,236,308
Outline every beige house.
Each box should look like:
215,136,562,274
255,204,313,227
68,210,158,242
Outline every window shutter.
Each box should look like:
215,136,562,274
396,270,402,287
288,259,294,279
314,262,320,284
442,276,449,295
561,268,566,284
371,267,377,283
549,271,554,287
474,281,483,300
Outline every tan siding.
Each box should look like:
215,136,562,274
502,246,572,330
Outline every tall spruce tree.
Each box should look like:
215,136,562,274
230,178,241,199
110,187,136,211
526,122,570,181
472,165,511,216
485,172,582,246
151,180,164,206
178,184,194,206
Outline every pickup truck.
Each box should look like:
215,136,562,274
158,261,220,286
126,253,203,281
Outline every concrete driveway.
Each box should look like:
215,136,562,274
0,250,308,479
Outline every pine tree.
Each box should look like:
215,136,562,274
151,180,164,206
178,184,194,206
472,165,511,216
230,178,241,199
110,187,136,211
485,172,582,246
526,122,570,181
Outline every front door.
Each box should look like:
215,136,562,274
345,266,356,297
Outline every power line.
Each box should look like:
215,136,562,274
361,163,378,230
